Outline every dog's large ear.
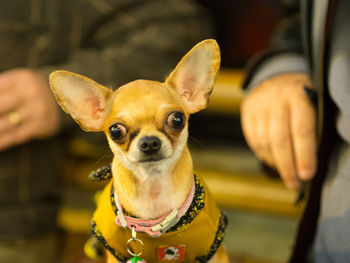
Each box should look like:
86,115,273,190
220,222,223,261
49,70,113,131
166,39,220,114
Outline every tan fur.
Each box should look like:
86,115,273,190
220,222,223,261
49,39,229,263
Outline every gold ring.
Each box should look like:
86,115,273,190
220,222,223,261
9,111,22,126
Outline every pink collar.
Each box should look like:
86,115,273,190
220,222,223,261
114,179,195,238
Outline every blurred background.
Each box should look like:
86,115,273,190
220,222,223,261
0,0,302,262
58,1,300,263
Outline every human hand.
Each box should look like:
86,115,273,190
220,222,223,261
241,73,317,190
0,69,60,151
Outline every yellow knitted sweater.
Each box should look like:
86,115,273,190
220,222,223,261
91,173,227,263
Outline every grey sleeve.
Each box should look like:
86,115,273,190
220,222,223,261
242,10,311,92
246,53,310,91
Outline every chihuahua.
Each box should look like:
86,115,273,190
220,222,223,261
49,39,229,263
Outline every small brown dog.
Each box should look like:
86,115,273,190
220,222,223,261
50,40,229,263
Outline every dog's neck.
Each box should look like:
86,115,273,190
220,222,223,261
112,146,193,219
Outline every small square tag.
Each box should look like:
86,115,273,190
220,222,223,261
157,245,186,261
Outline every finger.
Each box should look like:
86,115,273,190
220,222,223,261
241,104,275,166
0,89,22,115
254,111,275,166
290,96,317,180
241,103,266,164
268,104,300,190
0,73,15,91
241,101,256,147
0,105,30,134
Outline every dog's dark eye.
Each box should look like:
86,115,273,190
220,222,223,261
167,112,185,130
109,123,127,142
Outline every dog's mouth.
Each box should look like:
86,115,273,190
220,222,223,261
138,156,166,163
126,149,172,165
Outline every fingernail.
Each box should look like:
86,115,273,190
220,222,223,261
298,169,315,180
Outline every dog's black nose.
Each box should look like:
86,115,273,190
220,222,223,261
138,136,161,154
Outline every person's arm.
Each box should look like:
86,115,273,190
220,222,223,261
241,12,317,190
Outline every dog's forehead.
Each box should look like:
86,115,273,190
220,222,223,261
113,80,182,106
108,80,184,121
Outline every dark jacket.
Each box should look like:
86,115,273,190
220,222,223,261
0,0,213,241
243,0,338,262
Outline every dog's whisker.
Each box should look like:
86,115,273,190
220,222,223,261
95,150,114,164
188,135,206,149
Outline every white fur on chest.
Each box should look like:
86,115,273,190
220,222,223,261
130,175,177,219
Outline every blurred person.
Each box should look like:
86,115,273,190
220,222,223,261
0,0,213,262
241,0,349,262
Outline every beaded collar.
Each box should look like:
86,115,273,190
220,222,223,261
89,164,205,234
